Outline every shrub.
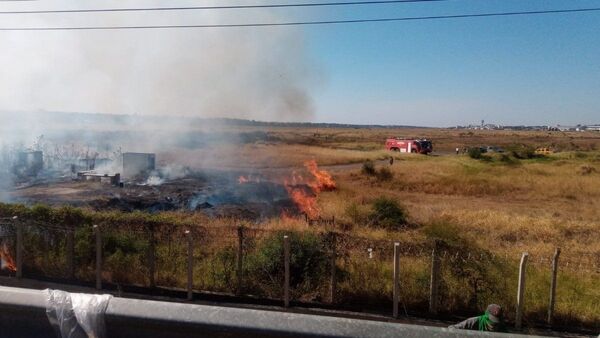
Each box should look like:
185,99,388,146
507,144,537,159
369,197,407,229
376,167,394,181
468,147,482,159
361,160,376,176
423,219,509,311
101,231,149,284
245,231,327,298
209,246,237,290
499,154,520,165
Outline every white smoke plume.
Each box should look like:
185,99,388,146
0,1,323,201
0,0,319,122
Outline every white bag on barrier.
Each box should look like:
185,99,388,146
44,289,112,338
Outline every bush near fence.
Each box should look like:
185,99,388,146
0,203,598,332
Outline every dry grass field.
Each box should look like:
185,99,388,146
245,128,600,328
2,127,599,332
170,127,600,328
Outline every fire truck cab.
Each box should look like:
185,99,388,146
385,138,432,154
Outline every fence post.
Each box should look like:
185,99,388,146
329,232,337,303
148,229,156,288
66,227,75,280
283,235,290,308
516,252,529,330
94,225,102,290
236,226,244,296
429,240,441,315
186,230,193,301
393,242,400,318
547,248,560,326
15,216,23,279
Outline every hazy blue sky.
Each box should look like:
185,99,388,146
300,0,600,126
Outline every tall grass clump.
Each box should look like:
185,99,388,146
424,219,512,314
376,167,394,181
344,202,369,224
245,231,328,300
361,160,376,176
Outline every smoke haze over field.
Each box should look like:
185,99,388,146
0,0,319,123
0,1,323,202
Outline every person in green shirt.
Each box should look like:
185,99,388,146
449,304,507,332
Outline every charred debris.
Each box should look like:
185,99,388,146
2,146,332,221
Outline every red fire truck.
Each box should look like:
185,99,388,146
385,138,432,154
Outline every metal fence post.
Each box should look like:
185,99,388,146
94,225,102,290
548,248,560,326
329,232,337,304
236,226,244,296
429,240,441,315
284,235,290,308
516,252,529,330
15,216,23,279
186,230,193,301
393,242,400,318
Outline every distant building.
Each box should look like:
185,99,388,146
586,125,600,131
122,152,155,179
555,125,586,132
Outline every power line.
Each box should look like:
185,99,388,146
0,0,449,14
0,7,599,30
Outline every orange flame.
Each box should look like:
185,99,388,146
304,160,336,191
283,160,336,219
0,243,16,272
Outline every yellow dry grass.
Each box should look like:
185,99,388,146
159,143,391,169
319,153,600,258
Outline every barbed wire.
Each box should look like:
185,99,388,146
0,217,598,273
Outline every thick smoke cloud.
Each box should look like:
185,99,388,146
0,1,323,202
0,0,319,122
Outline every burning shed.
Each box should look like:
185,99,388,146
123,152,155,179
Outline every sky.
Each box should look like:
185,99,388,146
0,0,599,127
304,0,600,126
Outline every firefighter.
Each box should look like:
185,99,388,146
456,147,460,155
389,156,394,166
449,304,506,332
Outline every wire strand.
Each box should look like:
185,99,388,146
0,7,598,30
0,0,450,14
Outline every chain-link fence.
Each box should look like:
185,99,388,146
0,217,598,331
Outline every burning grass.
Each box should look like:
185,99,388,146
283,160,336,219
0,243,16,272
